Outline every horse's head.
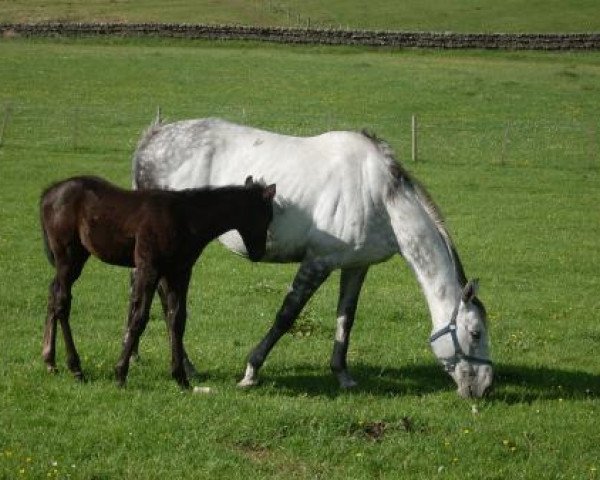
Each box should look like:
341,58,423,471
238,176,276,262
429,279,493,398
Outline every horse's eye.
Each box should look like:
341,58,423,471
470,330,482,341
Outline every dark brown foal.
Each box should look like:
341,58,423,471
40,175,275,389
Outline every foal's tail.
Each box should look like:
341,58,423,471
39,189,55,267
41,223,55,267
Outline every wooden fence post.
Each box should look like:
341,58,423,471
500,121,511,166
0,103,13,148
72,106,80,151
411,114,418,162
588,123,597,168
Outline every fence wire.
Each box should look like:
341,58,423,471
0,102,597,172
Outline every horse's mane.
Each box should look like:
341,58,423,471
361,130,468,287
132,109,164,189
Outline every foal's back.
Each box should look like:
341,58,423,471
41,176,170,268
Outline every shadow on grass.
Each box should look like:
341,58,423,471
251,362,598,404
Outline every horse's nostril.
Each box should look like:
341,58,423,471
482,384,493,397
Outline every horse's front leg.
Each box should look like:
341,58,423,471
115,266,158,387
330,266,368,389
238,259,331,388
161,270,192,390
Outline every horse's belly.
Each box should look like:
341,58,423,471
218,230,304,263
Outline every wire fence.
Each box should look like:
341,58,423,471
0,102,598,172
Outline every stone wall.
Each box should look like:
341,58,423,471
2,23,599,50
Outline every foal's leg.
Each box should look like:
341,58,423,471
161,270,192,389
125,269,142,362
330,266,368,389
127,273,199,379
158,278,199,379
115,266,158,387
238,259,331,388
42,278,60,373
43,250,89,380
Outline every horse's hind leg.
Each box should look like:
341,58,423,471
238,259,331,388
330,266,368,389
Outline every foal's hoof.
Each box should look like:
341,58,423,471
73,371,86,383
183,360,202,380
115,372,127,388
46,364,58,374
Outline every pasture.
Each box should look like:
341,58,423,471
2,0,600,33
0,37,599,479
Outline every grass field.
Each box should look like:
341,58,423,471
1,0,600,33
0,37,599,479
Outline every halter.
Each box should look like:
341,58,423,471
429,299,493,372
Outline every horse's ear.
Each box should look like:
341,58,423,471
461,278,479,303
263,184,276,200
245,176,254,188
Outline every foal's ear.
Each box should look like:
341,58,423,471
263,184,276,200
245,176,254,187
461,278,479,303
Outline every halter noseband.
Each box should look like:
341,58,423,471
429,300,493,372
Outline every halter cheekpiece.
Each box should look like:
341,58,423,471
429,298,493,372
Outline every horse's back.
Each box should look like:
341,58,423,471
135,118,390,186
133,118,400,265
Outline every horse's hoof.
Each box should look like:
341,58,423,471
73,372,85,383
237,364,260,388
341,380,358,389
336,372,358,389
237,377,260,388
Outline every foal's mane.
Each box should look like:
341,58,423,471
361,130,468,287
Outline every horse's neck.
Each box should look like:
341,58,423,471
388,191,462,329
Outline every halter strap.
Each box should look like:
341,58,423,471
429,300,493,372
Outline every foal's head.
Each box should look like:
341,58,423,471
238,176,276,262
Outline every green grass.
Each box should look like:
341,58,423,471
1,0,600,33
0,37,599,479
